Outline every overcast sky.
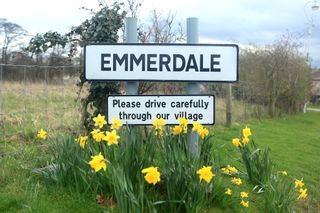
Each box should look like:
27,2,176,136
1,0,320,67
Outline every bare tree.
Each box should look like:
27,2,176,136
139,9,185,43
125,0,143,17
137,9,186,94
0,18,27,64
239,34,311,117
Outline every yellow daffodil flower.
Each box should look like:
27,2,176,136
225,188,232,196
232,138,241,147
280,170,288,176
77,135,88,148
90,129,100,136
104,130,120,146
173,125,182,135
111,118,123,130
141,166,161,185
221,167,229,174
221,165,238,175
93,131,105,142
242,136,250,145
37,129,47,140
89,152,107,172
227,165,238,174
197,166,215,183
295,178,304,188
297,188,308,199
178,117,188,126
242,126,252,137
93,114,107,129
178,117,188,133
199,128,209,139
152,118,166,130
240,192,249,198
192,121,203,132
240,200,249,208
231,177,242,185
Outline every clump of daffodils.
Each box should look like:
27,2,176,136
295,178,308,199
232,126,252,148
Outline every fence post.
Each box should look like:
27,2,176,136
186,17,199,157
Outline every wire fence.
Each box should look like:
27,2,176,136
0,64,82,141
0,64,262,142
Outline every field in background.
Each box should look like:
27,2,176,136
0,81,265,143
0,82,83,141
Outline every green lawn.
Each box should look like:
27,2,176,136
1,111,320,212
213,111,320,212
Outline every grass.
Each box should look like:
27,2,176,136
213,112,320,212
1,81,320,212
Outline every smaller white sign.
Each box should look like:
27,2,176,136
107,95,215,125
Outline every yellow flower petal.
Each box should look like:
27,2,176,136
197,166,214,183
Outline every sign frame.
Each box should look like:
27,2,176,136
106,94,215,126
84,43,239,83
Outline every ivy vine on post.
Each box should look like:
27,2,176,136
66,2,127,131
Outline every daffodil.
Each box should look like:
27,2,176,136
37,129,47,140
90,129,100,136
221,165,238,175
111,118,123,130
227,165,238,174
231,177,242,185
152,118,166,130
93,114,107,129
104,130,120,146
297,188,308,199
242,136,250,145
221,167,229,174
225,188,232,196
178,117,188,126
173,125,182,135
178,117,188,133
242,126,252,137
232,138,241,147
141,166,161,185
93,131,105,142
197,166,214,183
240,192,249,198
240,200,249,208
280,170,288,176
295,178,304,188
192,121,203,132
89,152,107,172
199,128,209,139
77,135,88,148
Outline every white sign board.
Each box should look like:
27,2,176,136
85,44,238,82
107,95,215,125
